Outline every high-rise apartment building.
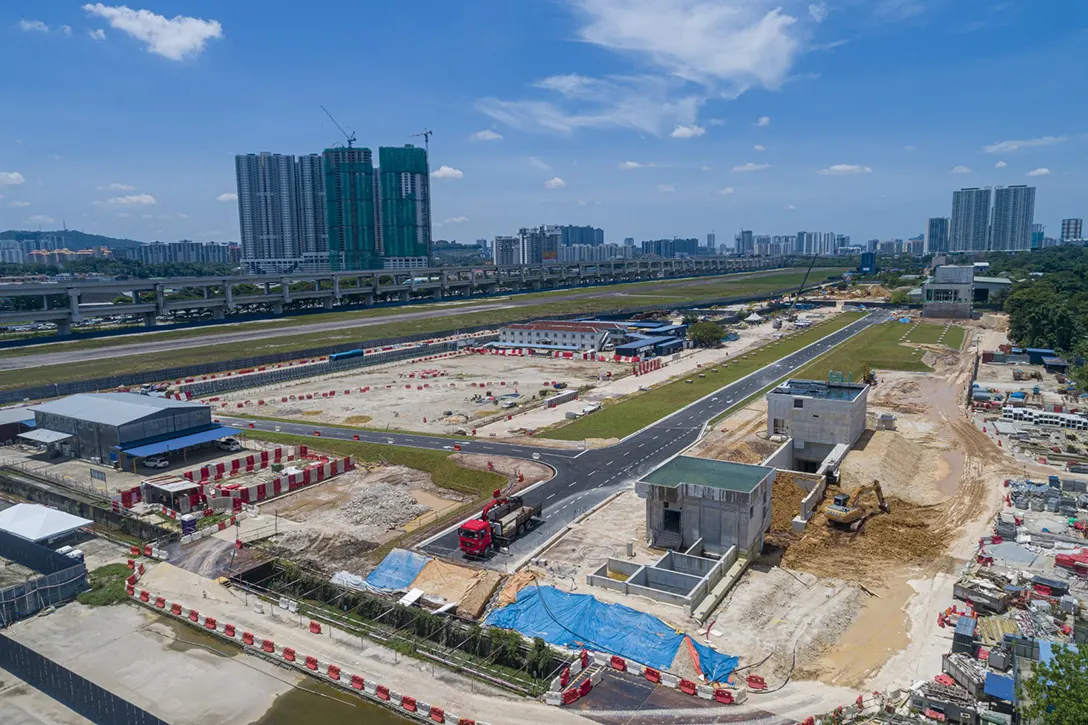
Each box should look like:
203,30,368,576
378,145,431,269
554,225,604,246
706,232,716,251
492,236,520,266
324,147,379,271
1062,218,1083,243
296,154,329,269
623,237,635,247
236,152,311,274
517,226,561,264
735,230,754,255
925,217,950,254
990,185,1035,252
950,187,992,252
135,240,234,266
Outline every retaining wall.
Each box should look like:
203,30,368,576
0,529,87,624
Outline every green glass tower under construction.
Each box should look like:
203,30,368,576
378,145,432,267
324,147,380,271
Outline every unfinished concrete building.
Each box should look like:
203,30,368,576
922,265,975,319
765,378,869,472
636,455,774,558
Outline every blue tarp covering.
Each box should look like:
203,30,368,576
484,585,739,682
1039,639,1078,666
984,673,1016,703
364,549,431,591
119,426,240,458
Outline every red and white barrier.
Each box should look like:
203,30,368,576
129,587,493,725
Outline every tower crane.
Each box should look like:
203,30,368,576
410,129,433,155
320,105,355,148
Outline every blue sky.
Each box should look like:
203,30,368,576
2,1,1086,247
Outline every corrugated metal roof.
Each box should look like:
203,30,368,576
0,407,35,426
29,393,206,427
504,321,622,333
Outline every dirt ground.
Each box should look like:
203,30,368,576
207,352,625,435
263,464,467,575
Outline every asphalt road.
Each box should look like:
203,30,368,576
0,268,802,370
222,310,884,571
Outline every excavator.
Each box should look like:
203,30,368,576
826,480,890,531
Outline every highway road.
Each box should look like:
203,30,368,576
223,310,884,571
0,267,804,370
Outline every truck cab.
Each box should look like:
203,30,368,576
458,518,493,556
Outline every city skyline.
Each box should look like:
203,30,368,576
1,2,1086,246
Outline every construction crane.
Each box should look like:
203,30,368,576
410,128,433,155
826,479,890,531
320,105,355,148
783,252,820,322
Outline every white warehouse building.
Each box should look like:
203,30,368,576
497,321,626,352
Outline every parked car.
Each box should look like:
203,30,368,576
143,456,170,469
218,438,243,452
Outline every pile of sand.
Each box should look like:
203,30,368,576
770,473,807,533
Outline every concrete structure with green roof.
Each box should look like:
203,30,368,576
636,455,774,558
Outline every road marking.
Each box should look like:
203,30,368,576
651,436,658,441
606,460,614,466
568,481,577,487
589,470,598,476
546,494,555,500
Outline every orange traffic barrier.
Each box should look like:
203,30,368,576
376,685,390,701
283,647,296,662
643,667,661,683
327,665,340,681
350,674,364,690
130,545,140,556
125,584,135,596
610,655,627,672
204,617,217,630
560,667,570,687
309,621,322,635
305,656,318,671
262,639,274,653
224,624,235,637
171,603,182,615
188,610,199,622
154,597,165,609
429,706,445,723
714,689,735,705
579,678,592,697
402,696,417,712
139,590,150,602
562,688,580,705
242,632,254,646
679,679,697,696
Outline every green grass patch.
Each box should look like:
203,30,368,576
244,430,506,497
540,311,865,441
0,267,848,391
233,413,472,440
905,322,965,348
77,563,132,607
794,321,933,381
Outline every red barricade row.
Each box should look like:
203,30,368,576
643,667,660,683
204,617,217,630
171,603,182,615
714,689,735,705
283,648,296,662
579,679,592,697
188,610,199,622
154,597,165,609
402,696,417,712
350,674,365,690
262,639,275,653
139,590,150,602
224,624,235,637
562,688,580,705
305,656,318,671
610,655,627,672
327,665,340,681
679,679,697,696
242,632,254,646
376,685,390,701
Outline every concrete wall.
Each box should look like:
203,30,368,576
761,438,794,470
767,386,868,448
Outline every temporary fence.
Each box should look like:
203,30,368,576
0,529,88,625
0,275,826,406
0,633,168,725
127,585,495,725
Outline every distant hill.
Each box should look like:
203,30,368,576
0,229,144,250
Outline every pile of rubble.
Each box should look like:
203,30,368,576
340,483,430,530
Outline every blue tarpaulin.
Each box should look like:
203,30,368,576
984,673,1015,703
364,549,431,591
484,585,738,682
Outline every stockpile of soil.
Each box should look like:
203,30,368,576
780,495,949,583
770,472,807,532
270,529,377,574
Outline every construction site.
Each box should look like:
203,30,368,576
0,294,1084,725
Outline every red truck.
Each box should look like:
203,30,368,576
458,491,543,556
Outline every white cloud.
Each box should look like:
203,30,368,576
443,216,469,224
97,182,135,191
994,160,1007,169
753,144,766,151
808,3,829,22
528,156,552,170
60,25,72,35
544,177,567,189
950,165,972,174
88,28,106,41
903,144,916,151
27,215,55,224
619,160,654,169
18,20,50,32
573,1,804,93
784,204,796,210
701,165,712,171
478,1,810,137
1026,167,1051,177
0,172,25,186
177,212,189,219
719,187,735,195
430,165,464,180
216,192,237,202
471,129,503,141
671,124,706,138
101,193,157,206
657,184,675,193
756,116,771,127
9,201,30,208
818,163,872,175
983,136,1066,154
82,3,223,61
479,75,702,137
141,213,153,219
732,162,770,173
